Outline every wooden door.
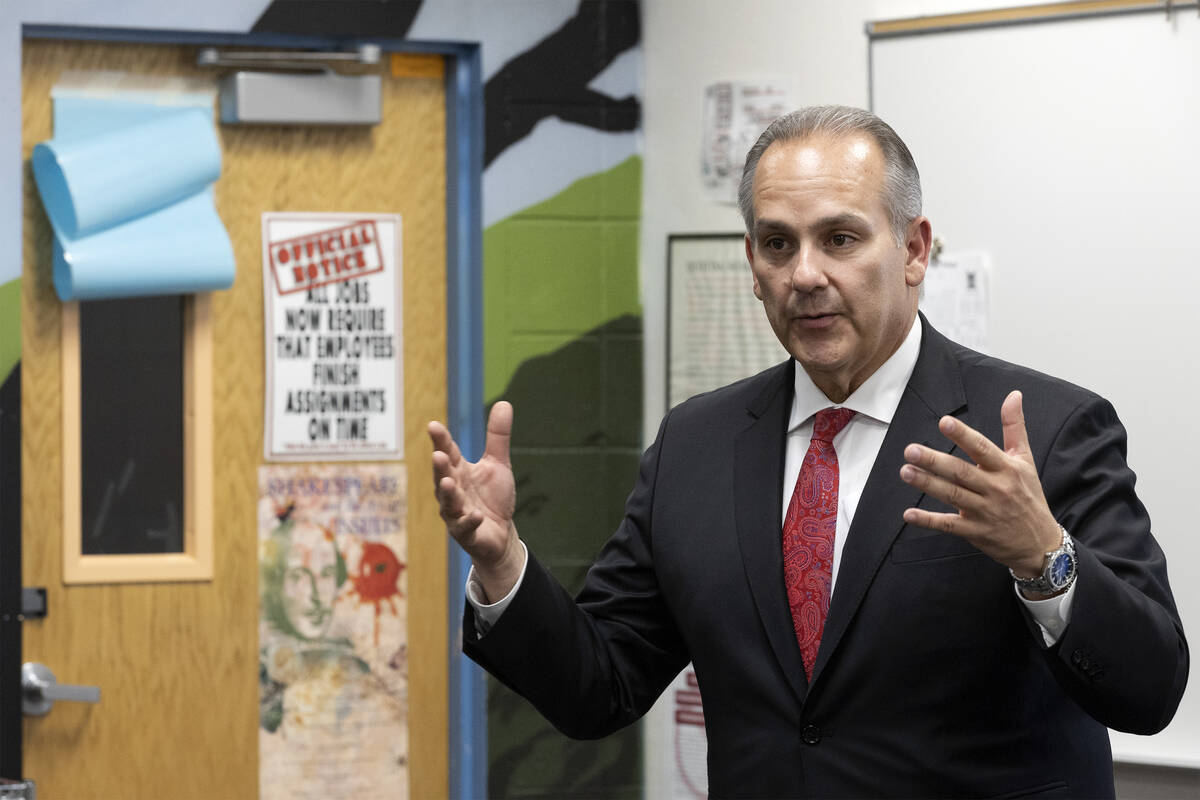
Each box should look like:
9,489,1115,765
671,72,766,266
21,37,448,799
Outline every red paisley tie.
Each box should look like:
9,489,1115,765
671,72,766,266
784,407,855,679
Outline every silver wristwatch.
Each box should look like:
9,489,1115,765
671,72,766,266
1010,526,1076,595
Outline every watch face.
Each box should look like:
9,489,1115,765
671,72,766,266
1049,552,1074,587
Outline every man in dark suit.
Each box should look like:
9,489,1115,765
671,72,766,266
429,106,1188,798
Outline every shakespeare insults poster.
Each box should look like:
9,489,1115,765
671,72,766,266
258,464,408,800
263,213,403,461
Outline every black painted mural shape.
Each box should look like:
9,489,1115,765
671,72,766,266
253,0,425,37
253,0,642,169
484,0,641,166
491,315,644,800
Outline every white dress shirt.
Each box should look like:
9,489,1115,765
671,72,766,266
471,315,1073,643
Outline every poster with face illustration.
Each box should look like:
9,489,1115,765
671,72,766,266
257,464,408,799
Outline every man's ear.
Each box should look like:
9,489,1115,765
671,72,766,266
904,216,932,287
746,234,763,300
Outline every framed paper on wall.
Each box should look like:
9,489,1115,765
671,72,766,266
666,233,785,411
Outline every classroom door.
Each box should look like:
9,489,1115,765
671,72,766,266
19,37,449,799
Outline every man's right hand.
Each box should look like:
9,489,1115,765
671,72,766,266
428,400,524,603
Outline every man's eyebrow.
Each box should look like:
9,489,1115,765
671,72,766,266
753,213,870,237
752,218,791,236
817,212,870,229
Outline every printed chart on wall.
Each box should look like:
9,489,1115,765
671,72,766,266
263,213,404,460
258,464,409,800
667,233,786,408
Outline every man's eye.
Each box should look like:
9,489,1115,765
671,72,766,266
829,234,853,247
764,237,788,251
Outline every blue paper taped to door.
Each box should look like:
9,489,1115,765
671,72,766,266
31,86,236,301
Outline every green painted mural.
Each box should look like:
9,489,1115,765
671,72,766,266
483,156,644,798
0,278,18,385
483,155,642,400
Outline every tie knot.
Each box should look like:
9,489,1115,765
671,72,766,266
812,407,855,443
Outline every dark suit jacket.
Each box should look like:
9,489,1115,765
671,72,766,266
465,320,1188,799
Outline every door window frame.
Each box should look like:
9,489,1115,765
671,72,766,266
61,295,214,583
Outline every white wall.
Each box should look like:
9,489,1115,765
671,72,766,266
640,0,1062,434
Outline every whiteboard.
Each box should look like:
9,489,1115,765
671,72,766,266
871,9,1200,768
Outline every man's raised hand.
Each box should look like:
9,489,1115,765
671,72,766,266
428,401,524,602
898,390,1062,579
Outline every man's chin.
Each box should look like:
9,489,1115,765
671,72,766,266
792,350,849,377
788,332,849,365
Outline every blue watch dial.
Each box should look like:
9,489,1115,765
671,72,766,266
1049,552,1073,586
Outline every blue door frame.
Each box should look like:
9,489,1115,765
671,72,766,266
3,25,487,799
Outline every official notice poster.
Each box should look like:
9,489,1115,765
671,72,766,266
258,464,409,800
263,212,403,461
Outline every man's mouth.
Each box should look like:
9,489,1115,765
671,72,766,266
796,312,838,328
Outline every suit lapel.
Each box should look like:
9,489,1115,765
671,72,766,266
733,360,811,704
809,320,968,686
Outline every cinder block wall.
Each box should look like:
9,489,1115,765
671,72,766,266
480,2,645,797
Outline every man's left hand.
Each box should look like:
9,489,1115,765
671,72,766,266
899,390,1061,577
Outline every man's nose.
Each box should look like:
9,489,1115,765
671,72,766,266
789,245,828,292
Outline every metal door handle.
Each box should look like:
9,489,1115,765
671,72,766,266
0,777,37,800
21,662,100,716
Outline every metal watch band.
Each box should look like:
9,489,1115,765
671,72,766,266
1010,525,1075,595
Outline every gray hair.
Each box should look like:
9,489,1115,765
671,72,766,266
737,105,922,242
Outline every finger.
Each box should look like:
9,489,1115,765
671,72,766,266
902,506,977,537
436,475,484,533
427,420,449,448
936,415,1008,471
1000,390,1032,459
484,401,514,466
435,474,465,515
899,463,986,514
446,513,485,544
427,420,465,466
902,444,990,494
431,449,456,488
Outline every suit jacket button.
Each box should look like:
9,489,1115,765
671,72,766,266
801,724,821,745
1072,649,1086,665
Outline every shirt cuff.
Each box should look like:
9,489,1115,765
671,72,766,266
466,540,529,637
1016,578,1076,646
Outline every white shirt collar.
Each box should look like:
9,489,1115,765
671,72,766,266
788,315,924,432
